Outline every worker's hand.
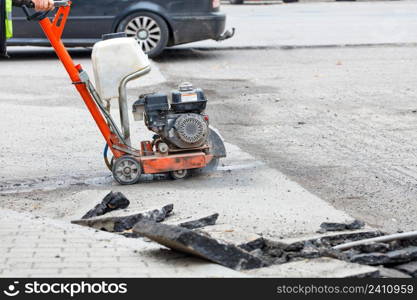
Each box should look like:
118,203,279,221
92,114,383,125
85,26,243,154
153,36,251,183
32,0,55,11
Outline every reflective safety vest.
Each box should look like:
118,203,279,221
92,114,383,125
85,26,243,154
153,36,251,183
5,0,12,39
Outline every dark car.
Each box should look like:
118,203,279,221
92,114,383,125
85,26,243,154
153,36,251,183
8,0,233,57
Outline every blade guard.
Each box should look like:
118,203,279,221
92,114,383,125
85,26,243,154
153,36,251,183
208,127,226,158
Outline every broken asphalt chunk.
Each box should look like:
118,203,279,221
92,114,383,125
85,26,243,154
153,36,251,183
394,261,417,277
353,242,391,253
318,219,365,233
133,219,266,270
82,191,130,219
350,253,390,265
72,204,173,232
350,246,417,266
270,229,382,251
176,213,219,230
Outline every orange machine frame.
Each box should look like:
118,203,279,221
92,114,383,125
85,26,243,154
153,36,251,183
38,3,210,174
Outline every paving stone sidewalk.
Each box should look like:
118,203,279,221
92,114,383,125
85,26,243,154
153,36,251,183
0,209,244,278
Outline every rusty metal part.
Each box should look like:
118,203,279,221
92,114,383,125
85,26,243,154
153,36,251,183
112,144,141,157
140,141,154,156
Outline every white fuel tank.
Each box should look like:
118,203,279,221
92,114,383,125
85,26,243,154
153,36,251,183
92,36,150,101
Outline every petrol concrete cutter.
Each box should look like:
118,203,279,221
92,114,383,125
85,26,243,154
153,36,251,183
19,0,226,185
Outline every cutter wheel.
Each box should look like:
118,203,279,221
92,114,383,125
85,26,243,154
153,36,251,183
112,156,142,185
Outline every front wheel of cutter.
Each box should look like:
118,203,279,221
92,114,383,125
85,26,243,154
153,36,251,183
112,156,142,185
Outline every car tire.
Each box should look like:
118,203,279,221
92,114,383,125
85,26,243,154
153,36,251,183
117,11,169,58
230,0,244,4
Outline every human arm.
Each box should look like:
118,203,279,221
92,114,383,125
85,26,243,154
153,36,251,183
12,0,54,11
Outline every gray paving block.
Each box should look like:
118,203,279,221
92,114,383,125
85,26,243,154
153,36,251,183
0,208,246,278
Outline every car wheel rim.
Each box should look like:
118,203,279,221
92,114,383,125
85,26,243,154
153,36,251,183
125,16,161,53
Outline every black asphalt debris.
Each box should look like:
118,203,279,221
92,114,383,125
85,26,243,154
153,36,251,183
318,219,365,233
394,261,417,277
73,204,174,232
350,252,390,265
178,213,219,230
238,237,266,252
353,242,391,254
74,196,417,277
350,246,417,266
133,219,266,270
82,191,130,219
114,204,174,232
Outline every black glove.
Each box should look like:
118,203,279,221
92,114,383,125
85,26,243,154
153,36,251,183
12,0,34,7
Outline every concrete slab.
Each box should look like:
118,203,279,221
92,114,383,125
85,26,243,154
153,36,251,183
118,143,354,240
1,142,355,240
244,257,379,278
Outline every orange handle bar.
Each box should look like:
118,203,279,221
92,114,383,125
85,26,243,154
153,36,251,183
38,2,124,158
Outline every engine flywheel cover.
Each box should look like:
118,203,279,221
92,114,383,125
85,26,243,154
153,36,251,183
174,114,208,145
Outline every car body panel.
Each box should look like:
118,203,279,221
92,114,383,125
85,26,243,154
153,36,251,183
8,0,225,47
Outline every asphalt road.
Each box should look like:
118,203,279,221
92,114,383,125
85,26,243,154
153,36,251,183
189,1,417,48
1,1,417,238
155,45,417,233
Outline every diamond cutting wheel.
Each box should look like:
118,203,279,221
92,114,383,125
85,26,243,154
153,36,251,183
112,156,142,185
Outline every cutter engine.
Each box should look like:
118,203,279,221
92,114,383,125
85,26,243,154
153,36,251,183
133,82,210,153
